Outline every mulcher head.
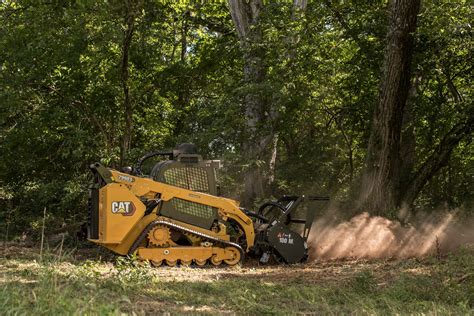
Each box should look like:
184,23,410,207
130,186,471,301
244,196,329,264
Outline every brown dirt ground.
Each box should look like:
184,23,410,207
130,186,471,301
0,242,441,286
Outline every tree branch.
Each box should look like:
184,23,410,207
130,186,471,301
401,109,474,207
322,0,376,63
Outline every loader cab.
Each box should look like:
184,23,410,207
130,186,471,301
135,144,222,229
140,143,221,196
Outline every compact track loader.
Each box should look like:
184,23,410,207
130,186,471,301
87,144,328,266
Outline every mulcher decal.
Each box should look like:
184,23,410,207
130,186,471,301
111,201,136,216
277,232,294,244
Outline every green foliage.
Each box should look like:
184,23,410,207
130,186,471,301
0,0,472,235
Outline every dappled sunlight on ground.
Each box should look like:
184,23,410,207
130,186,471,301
1,242,456,285
1,243,473,314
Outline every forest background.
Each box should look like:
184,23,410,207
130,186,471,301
0,0,472,238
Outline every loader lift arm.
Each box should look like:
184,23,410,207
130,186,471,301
89,163,255,252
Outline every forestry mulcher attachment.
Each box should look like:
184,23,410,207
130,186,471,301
87,144,328,266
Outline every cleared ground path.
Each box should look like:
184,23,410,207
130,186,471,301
1,243,473,314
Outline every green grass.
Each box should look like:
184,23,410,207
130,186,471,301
1,245,473,315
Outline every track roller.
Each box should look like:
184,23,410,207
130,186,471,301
210,255,222,266
223,247,241,265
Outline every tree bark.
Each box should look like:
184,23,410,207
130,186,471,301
361,0,421,214
228,0,269,206
292,0,307,19
119,0,136,168
228,0,307,206
399,74,420,191
181,10,189,63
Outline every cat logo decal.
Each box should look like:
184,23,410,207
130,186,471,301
111,201,136,216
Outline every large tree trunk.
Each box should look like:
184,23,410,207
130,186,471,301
228,0,307,206
361,0,421,214
399,75,420,192
228,0,269,206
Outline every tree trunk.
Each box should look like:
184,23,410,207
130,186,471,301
119,0,135,168
228,0,307,206
399,75,420,191
181,10,189,63
228,0,269,206
361,0,421,214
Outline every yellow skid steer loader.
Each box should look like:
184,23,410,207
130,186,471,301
87,144,328,266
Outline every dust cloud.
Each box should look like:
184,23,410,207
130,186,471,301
308,210,474,260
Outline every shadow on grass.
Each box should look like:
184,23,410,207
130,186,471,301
1,244,473,314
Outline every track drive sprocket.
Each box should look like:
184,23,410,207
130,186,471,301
147,225,172,247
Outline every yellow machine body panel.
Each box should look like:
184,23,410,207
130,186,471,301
89,167,255,259
94,183,146,244
99,213,157,255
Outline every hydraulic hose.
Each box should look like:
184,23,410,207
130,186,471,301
134,151,173,176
